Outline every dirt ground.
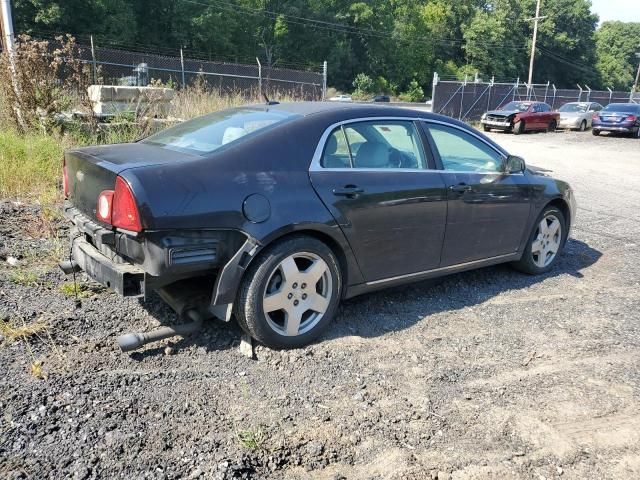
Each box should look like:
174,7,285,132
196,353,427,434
1,129,639,479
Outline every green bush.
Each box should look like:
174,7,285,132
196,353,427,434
398,80,424,102
352,73,375,100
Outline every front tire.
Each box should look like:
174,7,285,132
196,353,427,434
512,206,567,275
513,120,524,135
579,120,587,132
548,120,557,132
592,129,600,136
483,125,491,132
235,236,342,349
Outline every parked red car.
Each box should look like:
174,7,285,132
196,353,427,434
481,101,560,134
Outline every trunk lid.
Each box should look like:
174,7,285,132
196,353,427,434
65,143,200,221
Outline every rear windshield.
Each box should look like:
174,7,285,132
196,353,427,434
142,108,299,155
602,104,640,114
559,103,589,113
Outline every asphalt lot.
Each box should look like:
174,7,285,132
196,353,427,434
1,129,639,479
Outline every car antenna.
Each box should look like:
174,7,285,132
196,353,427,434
263,92,279,106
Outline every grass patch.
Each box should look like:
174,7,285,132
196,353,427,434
0,317,48,342
237,427,266,451
59,281,96,298
9,268,39,287
0,129,68,205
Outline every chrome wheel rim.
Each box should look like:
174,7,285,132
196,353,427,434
531,214,562,268
262,252,332,336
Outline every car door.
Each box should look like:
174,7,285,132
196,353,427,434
309,119,448,282
531,103,546,129
422,122,532,266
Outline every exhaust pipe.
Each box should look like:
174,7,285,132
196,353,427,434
116,309,204,352
59,260,81,275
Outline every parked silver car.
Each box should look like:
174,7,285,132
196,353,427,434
557,102,603,131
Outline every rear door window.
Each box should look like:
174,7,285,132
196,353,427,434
321,121,429,169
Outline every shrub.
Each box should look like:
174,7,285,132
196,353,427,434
0,35,92,134
352,72,375,100
398,80,424,102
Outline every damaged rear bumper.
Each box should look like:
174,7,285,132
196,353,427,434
68,235,145,296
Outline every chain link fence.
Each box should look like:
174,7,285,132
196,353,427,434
432,73,636,122
40,35,327,100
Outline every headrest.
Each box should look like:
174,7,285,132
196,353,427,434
325,133,338,155
222,126,247,145
354,142,389,168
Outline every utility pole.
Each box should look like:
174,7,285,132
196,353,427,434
1,0,15,51
527,0,547,89
1,0,27,131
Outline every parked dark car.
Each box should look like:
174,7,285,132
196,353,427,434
61,103,576,349
592,103,640,138
372,95,390,103
481,101,560,134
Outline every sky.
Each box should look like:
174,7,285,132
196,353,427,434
591,0,640,24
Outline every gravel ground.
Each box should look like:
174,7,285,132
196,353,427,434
1,130,639,479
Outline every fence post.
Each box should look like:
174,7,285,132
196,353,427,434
459,75,467,120
322,60,327,101
544,81,549,103
576,84,583,102
256,57,262,97
551,84,557,109
90,35,97,84
431,72,439,107
513,78,519,101
607,87,613,104
487,76,494,112
180,48,186,88
585,85,591,102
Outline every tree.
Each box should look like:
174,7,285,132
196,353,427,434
595,22,640,90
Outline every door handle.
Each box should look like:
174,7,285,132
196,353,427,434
449,184,472,193
332,186,364,197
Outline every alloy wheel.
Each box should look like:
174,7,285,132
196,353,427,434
262,252,332,336
531,214,562,268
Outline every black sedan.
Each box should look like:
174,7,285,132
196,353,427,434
61,102,576,349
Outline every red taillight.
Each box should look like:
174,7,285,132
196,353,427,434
96,190,114,223
63,159,69,197
627,115,637,122
112,176,142,232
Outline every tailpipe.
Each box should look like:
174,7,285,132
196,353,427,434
59,259,81,275
116,309,204,352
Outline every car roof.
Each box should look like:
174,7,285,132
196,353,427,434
243,101,439,119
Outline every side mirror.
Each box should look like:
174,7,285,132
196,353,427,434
505,155,526,174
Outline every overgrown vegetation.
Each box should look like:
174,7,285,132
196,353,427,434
10,0,640,92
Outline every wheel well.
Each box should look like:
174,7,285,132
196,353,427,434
258,229,350,287
547,198,571,232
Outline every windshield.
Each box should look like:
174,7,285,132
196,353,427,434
559,103,589,113
602,104,640,114
502,102,531,112
142,108,299,155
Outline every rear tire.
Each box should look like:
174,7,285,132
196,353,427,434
235,235,342,349
548,120,557,132
592,129,600,136
512,206,567,275
513,121,524,135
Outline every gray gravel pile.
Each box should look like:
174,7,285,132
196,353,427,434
2,131,640,479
